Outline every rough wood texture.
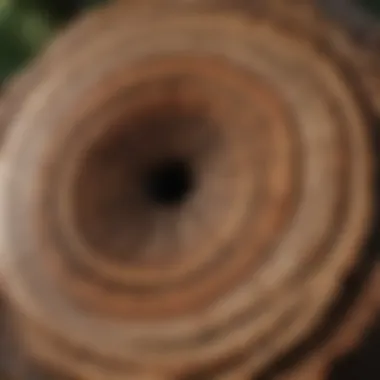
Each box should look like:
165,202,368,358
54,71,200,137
0,1,379,379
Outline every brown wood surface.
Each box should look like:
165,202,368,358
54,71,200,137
0,1,378,379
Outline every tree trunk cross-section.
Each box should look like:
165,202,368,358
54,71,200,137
0,1,378,379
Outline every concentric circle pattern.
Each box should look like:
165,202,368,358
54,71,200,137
0,3,376,380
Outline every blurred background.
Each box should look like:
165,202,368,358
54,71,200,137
0,0,108,84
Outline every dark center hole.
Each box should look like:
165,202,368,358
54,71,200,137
143,159,193,206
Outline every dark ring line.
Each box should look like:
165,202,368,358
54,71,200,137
27,65,288,318
49,78,288,287
51,68,263,266
25,59,294,291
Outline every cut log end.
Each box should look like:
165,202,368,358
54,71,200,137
0,1,378,379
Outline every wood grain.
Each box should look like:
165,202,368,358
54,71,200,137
0,1,378,379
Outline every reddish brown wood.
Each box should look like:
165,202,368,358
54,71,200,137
0,1,378,379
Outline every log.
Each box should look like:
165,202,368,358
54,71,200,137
0,1,378,379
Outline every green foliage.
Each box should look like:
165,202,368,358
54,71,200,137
0,0,108,84
0,0,53,82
